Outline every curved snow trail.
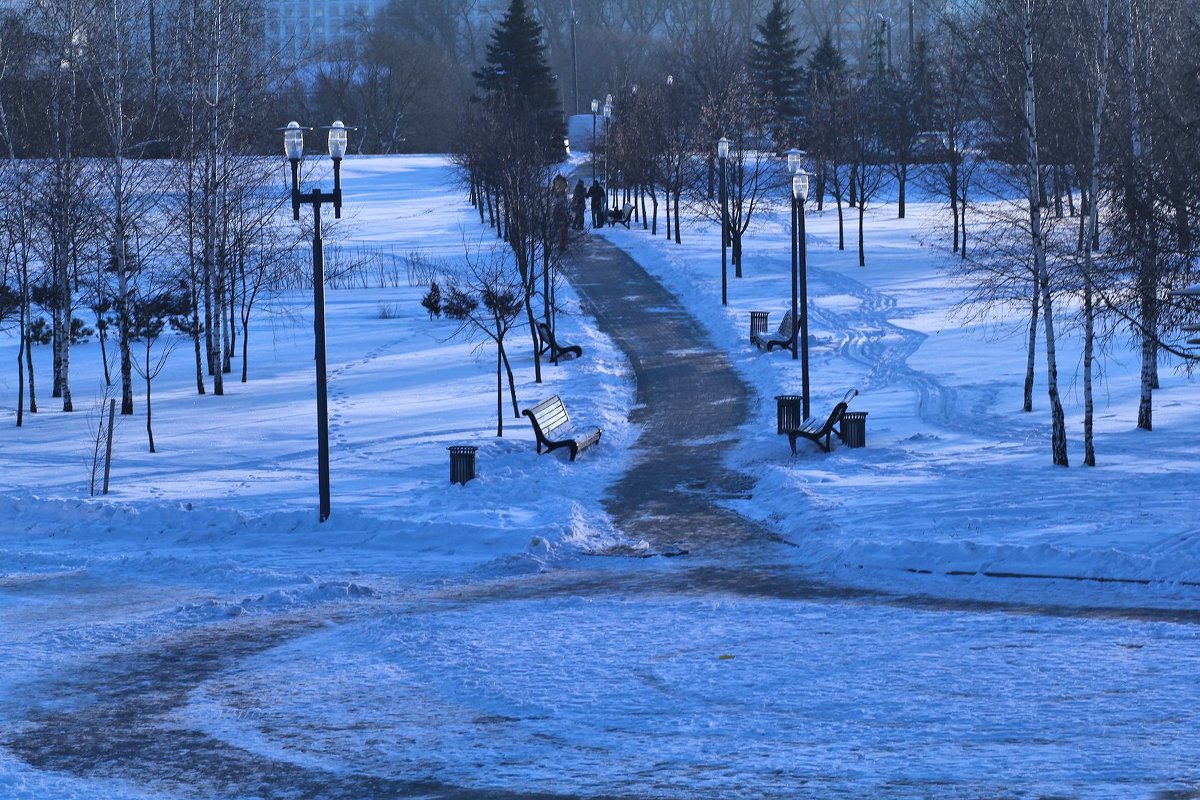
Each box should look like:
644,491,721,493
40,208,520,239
5,570,1200,800
2,602,618,800
808,264,1020,444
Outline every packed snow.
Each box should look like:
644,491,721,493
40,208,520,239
1,154,1199,798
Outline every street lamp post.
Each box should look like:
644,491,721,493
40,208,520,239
590,98,599,181
284,119,353,523
602,96,612,209
718,136,729,306
785,148,812,419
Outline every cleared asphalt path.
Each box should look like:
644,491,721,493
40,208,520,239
559,230,775,555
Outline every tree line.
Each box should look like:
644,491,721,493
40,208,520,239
0,0,300,450
4,0,1199,466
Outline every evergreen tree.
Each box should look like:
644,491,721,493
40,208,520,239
805,30,849,98
748,0,805,147
802,32,850,214
473,0,565,161
803,31,849,152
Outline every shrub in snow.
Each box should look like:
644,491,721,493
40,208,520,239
421,281,443,319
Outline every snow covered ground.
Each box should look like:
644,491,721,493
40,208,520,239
2,155,1199,798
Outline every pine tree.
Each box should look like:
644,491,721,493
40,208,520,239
749,0,805,146
805,30,849,99
421,281,442,319
473,0,564,161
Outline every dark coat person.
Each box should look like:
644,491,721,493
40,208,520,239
587,180,606,228
571,180,587,230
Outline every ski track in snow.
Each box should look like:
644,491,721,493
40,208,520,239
811,265,1013,443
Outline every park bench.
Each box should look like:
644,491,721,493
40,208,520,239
536,320,583,365
751,309,797,352
788,389,859,454
522,395,602,461
607,203,634,228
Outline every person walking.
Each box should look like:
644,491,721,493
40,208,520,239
571,180,587,231
551,174,570,250
587,180,606,228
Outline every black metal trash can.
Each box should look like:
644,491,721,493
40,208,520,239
840,412,868,448
775,395,803,435
448,445,478,485
750,310,769,344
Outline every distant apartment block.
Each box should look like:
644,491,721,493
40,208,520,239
261,0,388,61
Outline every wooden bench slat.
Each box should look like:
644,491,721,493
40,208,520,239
752,309,798,352
536,321,583,365
788,389,859,454
522,394,602,461
607,203,634,228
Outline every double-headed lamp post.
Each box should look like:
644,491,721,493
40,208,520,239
785,148,812,419
284,119,352,523
590,98,599,181
717,135,730,306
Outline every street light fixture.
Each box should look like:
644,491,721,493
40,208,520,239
717,136,730,306
785,147,812,419
283,119,355,522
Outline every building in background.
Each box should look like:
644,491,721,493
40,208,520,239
261,0,389,61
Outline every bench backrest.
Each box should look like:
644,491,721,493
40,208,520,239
820,401,849,434
817,389,858,433
777,309,796,337
527,395,571,438
536,320,555,348
620,203,634,220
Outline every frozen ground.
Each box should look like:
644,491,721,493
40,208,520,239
1,155,1199,798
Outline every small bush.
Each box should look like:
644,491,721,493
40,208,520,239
443,285,478,320
71,317,95,344
421,281,442,319
28,317,52,345
377,302,404,319
27,316,96,344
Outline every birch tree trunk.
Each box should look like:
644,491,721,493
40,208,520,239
1082,0,1111,467
1023,281,1038,413
1126,0,1154,431
1021,0,1068,466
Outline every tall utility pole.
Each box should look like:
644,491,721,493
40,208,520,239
909,0,916,63
569,0,579,115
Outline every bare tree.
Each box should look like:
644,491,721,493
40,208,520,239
1015,0,1068,465
25,0,100,414
455,95,559,384
87,0,165,417
697,65,777,277
443,248,527,436
844,83,888,266
129,283,188,452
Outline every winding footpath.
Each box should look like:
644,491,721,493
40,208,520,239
559,233,773,555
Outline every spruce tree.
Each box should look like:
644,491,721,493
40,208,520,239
473,0,565,161
749,0,805,146
806,30,849,98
